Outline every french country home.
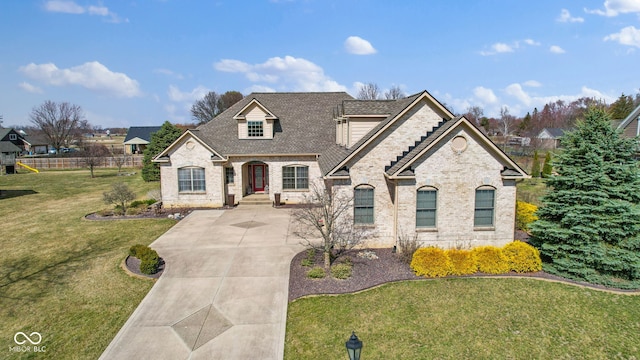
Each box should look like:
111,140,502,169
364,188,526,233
154,91,529,248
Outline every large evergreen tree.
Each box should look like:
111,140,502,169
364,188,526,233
529,108,640,288
141,121,183,182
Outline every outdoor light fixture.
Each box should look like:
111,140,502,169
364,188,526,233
345,331,362,360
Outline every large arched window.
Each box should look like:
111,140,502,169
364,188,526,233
474,186,495,227
282,165,309,190
178,167,206,192
354,185,374,224
416,187,437,228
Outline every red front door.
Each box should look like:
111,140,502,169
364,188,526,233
252,164,266,192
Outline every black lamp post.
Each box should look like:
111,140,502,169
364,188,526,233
345,331,362,360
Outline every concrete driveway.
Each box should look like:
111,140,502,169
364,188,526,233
100,206,304,360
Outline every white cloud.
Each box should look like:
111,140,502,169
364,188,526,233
19,61,141,97
550,45,566,53
167,85,210,102
505,83,532,106
557,9,584,22
523,80,542,87
344,36,377,55
214,55,347,92
586,0,640,16
18,82,43,94
522,39,541,46
473,86,498,103
604,26,640,48
154,68,184,80
43,0,127,23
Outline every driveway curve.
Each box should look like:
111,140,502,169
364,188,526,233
100,207,304,360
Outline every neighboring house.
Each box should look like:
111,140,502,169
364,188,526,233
123,126,162,154
21,133,52,155
0,128,24,174
537,128,566,149
154,91,529,248
616,104,640,139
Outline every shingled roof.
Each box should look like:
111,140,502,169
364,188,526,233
124,126,162,144
196,92,353,155
319,92,425,175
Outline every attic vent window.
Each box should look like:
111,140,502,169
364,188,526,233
451,136,467,153
247,121,264,137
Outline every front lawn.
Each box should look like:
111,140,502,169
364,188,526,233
285,278,640,359
0,169,175,359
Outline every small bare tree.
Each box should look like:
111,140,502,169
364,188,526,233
112,153,127,173
103,182,136,215
293,181,369,268
84,144,110,178
357,82,381,100
384,85,405,99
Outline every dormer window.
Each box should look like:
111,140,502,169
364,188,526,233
247,121,264,137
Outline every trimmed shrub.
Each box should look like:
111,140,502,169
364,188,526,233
411,247,452,278
301,249,316,267
516,201,538,231
307,267,326,279
331,263,352,279
503,241,542,273
129,244,147,258
473,246,510,274
129,244,160,275
448,249,477,276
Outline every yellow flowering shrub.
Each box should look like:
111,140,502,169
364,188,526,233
410,247,452,278
472,246,510,274
503,240,542,273
447,249,477,276
516,201,538,231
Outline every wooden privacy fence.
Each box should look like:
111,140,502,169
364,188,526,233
17,155,143,170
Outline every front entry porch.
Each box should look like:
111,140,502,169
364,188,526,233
243,161,269,195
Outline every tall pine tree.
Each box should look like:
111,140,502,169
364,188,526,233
530,107,640,289
141,121,183,182
541,152,552,178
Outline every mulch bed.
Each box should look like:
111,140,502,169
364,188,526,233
124,256,165,279
288,248,640,301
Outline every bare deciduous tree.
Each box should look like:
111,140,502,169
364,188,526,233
293,181,369,268
112,153,127,173
103,182,136,215
191,91,220,125
384,85,405,99
357,82,381,100
84,144,110,178
499,106,516,149
29,101,86,151
217,91,243,114
465,105,484,126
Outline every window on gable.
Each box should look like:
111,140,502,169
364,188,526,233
247,121,264,137
474,187,495,227
354,185,374,224
416,187,437,228
225,167,234,184
282,165,308,190
9,134,17,141
178,167,206,192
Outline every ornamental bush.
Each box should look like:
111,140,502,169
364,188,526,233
503,241,542,273
307,267,326,279
411,247,452,277
447,249,477,276
331,263,353,279
129,244,160,275
129,244,147,258
472,246,510,274
516,201,538,231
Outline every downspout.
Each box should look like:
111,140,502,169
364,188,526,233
393,179,399,249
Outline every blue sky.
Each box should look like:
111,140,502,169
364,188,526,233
1,0,639,128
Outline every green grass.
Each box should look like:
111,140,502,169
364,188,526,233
285,278,640,359
0,169,175,359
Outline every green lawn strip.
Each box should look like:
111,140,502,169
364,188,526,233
285,278,640,359
0,169,175,359
516,178,549,207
